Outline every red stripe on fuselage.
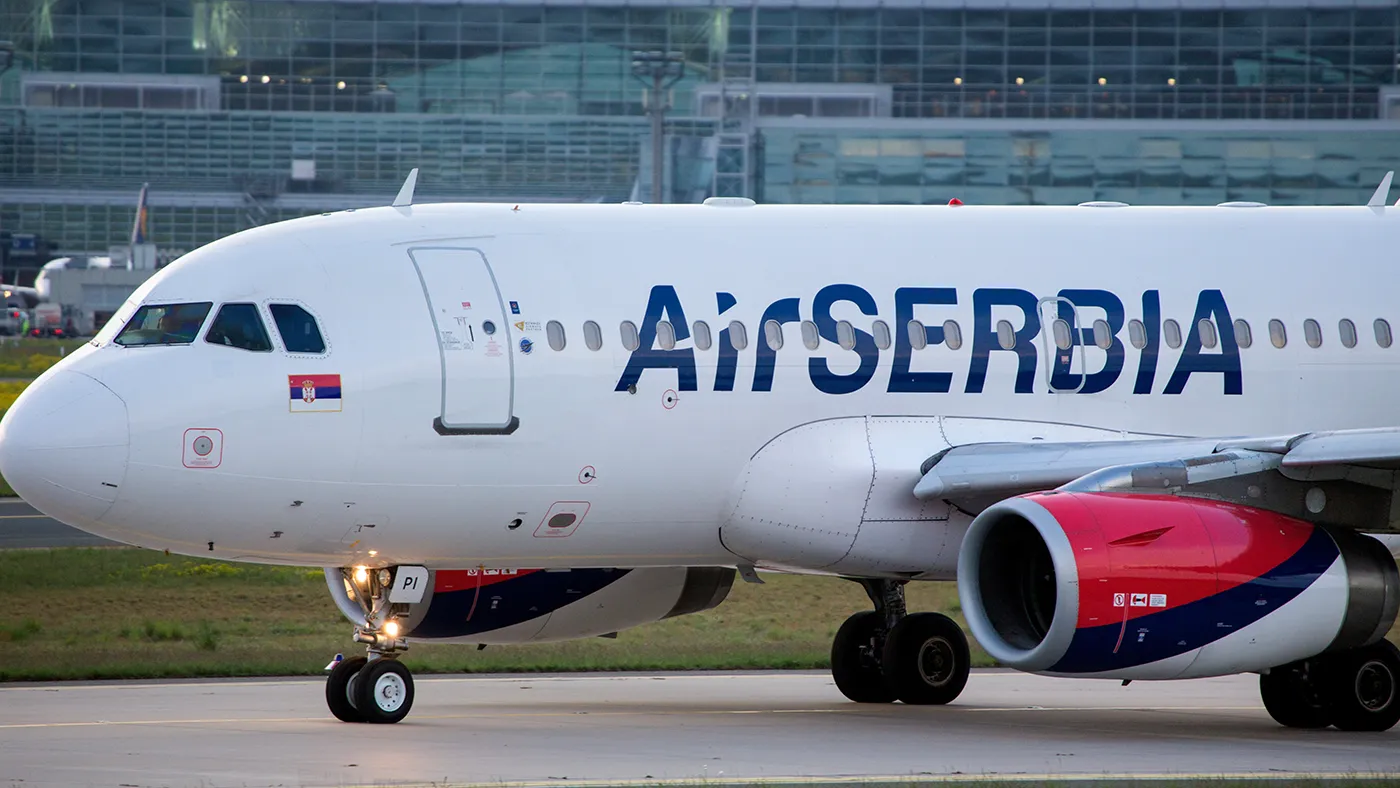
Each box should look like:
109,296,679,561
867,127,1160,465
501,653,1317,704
1030,493,1315,630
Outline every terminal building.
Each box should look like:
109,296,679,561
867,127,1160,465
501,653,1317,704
3,0,1400,266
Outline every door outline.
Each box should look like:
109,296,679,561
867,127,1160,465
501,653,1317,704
1038,296,1086,394
409,246,520,435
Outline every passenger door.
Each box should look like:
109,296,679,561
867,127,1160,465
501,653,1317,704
408,248,518,434
1038,296,1085,393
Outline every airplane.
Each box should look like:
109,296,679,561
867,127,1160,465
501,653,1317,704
4,170,1400,730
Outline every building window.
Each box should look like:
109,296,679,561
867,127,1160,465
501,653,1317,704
1269,319,1287,348
1163,319,1182,349
692,321,712,351
1234,319,1252,349
943,320,963,351
1304,319,1322,348
801,320,820,350
656,320,676,350
620,320,640,351
1340,319,1357,349
728,320,748,350
546,320,566,351
583,320,603,351
1127,319,1147,350
1377,319,1393,349
1198,319,1218,350
873,320,891,350
836,320,856,350
908,320,928,350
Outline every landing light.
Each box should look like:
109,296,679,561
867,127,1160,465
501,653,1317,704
377,568,392,587
353,566,369,585
383,620,401,638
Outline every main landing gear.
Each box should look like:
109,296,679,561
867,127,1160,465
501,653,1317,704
831,579,971,705
1261,640,1400,731
323,566,417,724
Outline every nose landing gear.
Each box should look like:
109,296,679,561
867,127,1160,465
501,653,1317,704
830,579,971,706
323,566,418,724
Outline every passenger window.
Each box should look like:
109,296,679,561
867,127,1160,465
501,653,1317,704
546,320,566,351
907,320,928,350
1127,319,1147,349
656,320,676,350
763,319,784,351
1198,319,1218,350
836,320,856,350
620,320,640,351
1234,319,1253,348
1092,319,1111,350
1163,319,1182,349
1269,319,1287,348
115,302,213,347
269,303,326,354
943,320,963,351
205,303,272,352
996,320,1016,351
1340,319,1357,349
727,320,748,350
1377,319,1393,349
1304,319,1322,348
692,320,712,351
872,320,891,350
1051,319,1072,351
800,320,820,350
583,320,603,351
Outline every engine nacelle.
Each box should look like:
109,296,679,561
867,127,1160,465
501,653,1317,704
958,492,1399,680
377,567,733,644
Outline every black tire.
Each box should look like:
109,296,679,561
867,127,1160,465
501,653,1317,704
1328,641,1400,732
831,611,897,703
1259,664,1329,729
355,658,415,724
881,612,970,705
325,656,368,723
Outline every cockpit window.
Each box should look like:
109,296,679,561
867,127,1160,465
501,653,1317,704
114,302,212,347
206,303,272,352
269,303,326,354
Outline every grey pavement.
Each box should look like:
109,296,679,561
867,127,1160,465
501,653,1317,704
0,670,1397,788
0,498,116,548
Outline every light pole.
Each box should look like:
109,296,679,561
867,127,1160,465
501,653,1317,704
630,51,685,204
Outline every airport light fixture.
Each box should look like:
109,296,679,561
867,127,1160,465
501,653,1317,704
630,51,685,204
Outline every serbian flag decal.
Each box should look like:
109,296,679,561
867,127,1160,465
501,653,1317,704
289,374,342,412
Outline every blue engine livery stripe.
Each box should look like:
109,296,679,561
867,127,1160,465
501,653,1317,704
1048,527,1339,674
412,569,632,639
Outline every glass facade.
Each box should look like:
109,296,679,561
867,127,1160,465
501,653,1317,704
1,0,1400,258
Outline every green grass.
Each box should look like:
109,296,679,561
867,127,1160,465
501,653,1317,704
0,548,977,681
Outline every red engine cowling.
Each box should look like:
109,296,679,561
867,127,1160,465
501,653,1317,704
957,492,1399,679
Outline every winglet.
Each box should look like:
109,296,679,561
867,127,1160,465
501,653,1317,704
1368,171,1393,207
392,168,419,208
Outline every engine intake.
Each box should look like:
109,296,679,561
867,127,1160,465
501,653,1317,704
958,492,1400,680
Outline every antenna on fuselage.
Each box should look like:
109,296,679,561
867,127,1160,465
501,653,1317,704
392,168,419,208
1367,171,1393,208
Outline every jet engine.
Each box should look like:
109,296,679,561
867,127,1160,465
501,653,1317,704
957,492,1399,680
330,566,734,644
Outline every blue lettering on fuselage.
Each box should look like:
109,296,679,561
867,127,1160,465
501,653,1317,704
615,285,1243,396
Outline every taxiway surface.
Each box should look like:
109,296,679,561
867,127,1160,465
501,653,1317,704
0,499,114,548
1,670,1397,787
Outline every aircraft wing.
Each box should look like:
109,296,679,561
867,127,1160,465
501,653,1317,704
914,427,1400,533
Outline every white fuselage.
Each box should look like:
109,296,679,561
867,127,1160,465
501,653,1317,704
2,203,1396,575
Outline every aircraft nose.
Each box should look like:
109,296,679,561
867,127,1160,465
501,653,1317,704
0,371,129,527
